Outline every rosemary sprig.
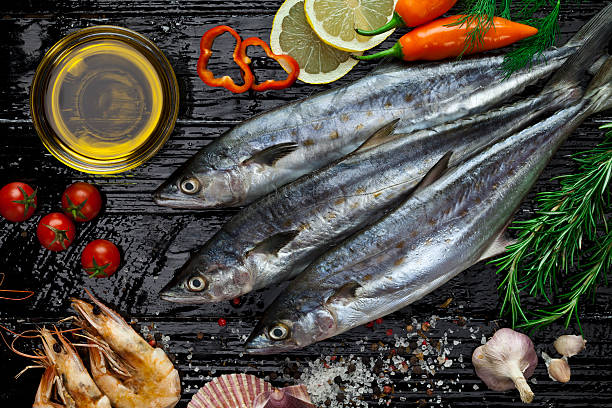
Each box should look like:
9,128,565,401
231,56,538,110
494,123,612,330
524,234,611,331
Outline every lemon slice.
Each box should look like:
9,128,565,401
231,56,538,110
304,0,396,52
271,0,361,84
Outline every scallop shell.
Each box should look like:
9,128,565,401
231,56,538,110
188,374,272,408
253,385,315,408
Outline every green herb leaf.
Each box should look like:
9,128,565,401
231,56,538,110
494,123,612,330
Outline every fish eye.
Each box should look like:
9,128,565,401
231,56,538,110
92,305,101,315
268,323,289,341
52,342,62,353
187,276,207,292
180,177,201,195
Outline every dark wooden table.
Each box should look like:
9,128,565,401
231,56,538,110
1,1,611,407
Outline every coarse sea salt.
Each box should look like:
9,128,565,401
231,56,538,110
288,316,482,407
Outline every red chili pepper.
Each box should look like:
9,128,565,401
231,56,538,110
356,16,538,62
386,329,393,336
356,0,457,36
197,25,254,94
375,318,383,325
239,37,299,92
232,297,241,305
366,321,374,328
218,318,227,327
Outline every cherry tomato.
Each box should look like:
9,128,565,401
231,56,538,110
81,239,121,278
0,182,37,222
218,318,227,327
61,182,102,222
37,213,76,251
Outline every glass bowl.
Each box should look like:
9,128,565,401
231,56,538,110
30,25,179,174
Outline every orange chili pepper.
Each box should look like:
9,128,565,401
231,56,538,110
197,25,254,94
239,37,299,92
356,0,457,36
356,16,538,62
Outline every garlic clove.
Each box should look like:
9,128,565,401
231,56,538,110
542,352,571,383
472,328,537,403
553,335,586,358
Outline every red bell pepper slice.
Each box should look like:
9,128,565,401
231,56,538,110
197,25,254,94
239,37,299,92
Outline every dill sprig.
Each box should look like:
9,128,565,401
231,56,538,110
452,0,498,53
494,123,612,331
456,0,570,75
502,0,560,74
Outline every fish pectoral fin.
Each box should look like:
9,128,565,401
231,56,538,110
354,118,401,154
326,282,361,306
477,231,517,263
242,142,299,167
412,151,452,195
247,230,300,257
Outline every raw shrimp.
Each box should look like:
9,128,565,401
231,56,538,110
35,328,111,408
71,293,181,408
33,366,63,408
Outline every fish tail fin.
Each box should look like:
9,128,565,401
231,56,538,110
544,9,612,96
565,3,612,49
583,57,612,114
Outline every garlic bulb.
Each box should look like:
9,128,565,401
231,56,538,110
542,352,571,383
554,335,586,358
472,328,538,403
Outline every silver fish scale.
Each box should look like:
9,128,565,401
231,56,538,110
190,48,577,203
290,102,589,340
177,84,578,302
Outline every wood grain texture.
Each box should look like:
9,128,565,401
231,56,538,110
1,1,611,407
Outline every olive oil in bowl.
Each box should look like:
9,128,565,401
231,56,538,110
31,26,179,174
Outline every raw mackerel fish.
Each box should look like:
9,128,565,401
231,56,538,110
160,81,580,304
153,5,612,210
245,49,612,353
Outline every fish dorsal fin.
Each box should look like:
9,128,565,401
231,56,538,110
247,230,300,257
412,151,452,195
326,282,361,306
353,118,401,154
477,230,516,263
243,142,299,167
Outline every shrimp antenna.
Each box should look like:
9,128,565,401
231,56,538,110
0,327,46,360
15,364,45,379
0,273,34,301
73,332,132,377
